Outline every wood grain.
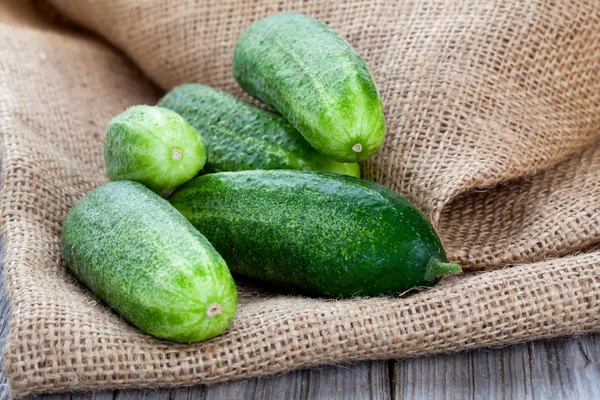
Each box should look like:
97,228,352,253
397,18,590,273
195,360,389,400
394,336,600,400
43,361,390,400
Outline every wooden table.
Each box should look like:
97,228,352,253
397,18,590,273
2,266,599,399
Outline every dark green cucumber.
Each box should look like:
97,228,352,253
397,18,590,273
104,105,206,194
158,84,360,177
233,12,386,163
61,181,237,342
168,170,461,298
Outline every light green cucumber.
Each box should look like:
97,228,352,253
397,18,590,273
61,180,237,342
158,84,360,177
233,12,386,163
104,105,206,194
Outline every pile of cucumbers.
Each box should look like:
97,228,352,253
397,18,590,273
62,13,461,343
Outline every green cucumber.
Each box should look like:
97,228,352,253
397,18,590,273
168,170,461,298
233,12,386,163
158,84,360,177
104,105,206,194
61,181,237,342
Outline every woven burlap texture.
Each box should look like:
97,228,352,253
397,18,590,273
1,0,599,396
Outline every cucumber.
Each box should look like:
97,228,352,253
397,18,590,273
168,170,461,298
104,105,206,194
233,12,386,163
158,84,360,177
61,181,237,342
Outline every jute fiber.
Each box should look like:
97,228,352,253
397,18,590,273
1,0,600,396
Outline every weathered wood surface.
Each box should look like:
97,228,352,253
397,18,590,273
2,253,599,400
394,336,600,400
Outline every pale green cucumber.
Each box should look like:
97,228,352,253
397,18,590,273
61,180,237,342
233,12,386,163
104,106,206,194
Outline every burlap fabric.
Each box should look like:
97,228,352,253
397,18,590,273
1,0,600,396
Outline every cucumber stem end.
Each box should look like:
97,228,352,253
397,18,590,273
424,257,462,282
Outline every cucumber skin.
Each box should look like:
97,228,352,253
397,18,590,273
104,106,206,195
233,12,386,163
158,84,360,177
169,170,449,298
61,181,237,343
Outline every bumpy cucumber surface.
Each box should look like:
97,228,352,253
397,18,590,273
233,12,386,163
158,84,360,177
169,170,460,298
104,105,206,194
61,181,237,342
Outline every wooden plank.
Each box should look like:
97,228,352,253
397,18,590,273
36,361,389,400
198,360,390,400
38,394,72,400
393,334,600,400
113,389,170,400
72,392,115,400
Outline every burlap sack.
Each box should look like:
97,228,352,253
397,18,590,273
1,0,599,396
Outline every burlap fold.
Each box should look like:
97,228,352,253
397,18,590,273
1,0,599,397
